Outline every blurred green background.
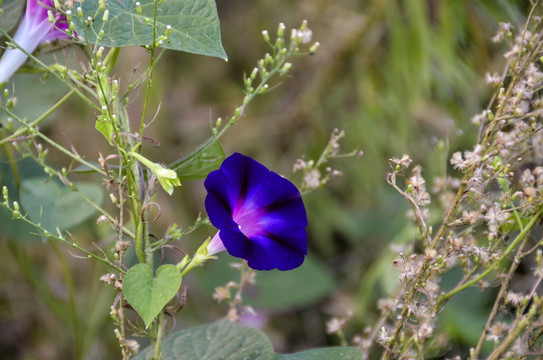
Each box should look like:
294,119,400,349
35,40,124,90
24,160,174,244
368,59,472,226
0,0,531,359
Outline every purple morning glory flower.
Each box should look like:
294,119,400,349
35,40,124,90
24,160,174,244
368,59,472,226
0,0,71,84
204,153,307,271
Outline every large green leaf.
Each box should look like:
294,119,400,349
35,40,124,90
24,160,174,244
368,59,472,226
123,264,182,328
170,137,225,181
134,319,362,360
133,319,274,360
275,347,363,360
0,0,24,35
73,0,227,60
19,177,104,233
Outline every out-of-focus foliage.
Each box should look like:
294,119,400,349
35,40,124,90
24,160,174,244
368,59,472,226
0,0,531,359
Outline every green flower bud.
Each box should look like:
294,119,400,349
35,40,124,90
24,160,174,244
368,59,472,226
129,152,181,195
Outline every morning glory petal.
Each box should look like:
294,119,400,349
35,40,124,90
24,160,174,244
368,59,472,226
248,234,306,271
219,152,271,213
205,192,236,229
204,153,307,271
219,224,251,260
0,0,71,84
256,214,307,253
250,170,306,212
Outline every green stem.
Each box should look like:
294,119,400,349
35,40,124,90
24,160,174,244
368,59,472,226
0,106,107,175
135,220,145,264
50,241,82,360
213,42,299,141
104,48,120,74
153,312,165,360
487,316,531,360
471,235,528,359
69,182,135,240
0,201,124,273
138,1,159,148
0,90,75,146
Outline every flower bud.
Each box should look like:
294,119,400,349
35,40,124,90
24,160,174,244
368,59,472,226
279,62,292,76
262,30,270,42
309,42,320,53
250,67,258,80
128,152,181,195
277,23,285,38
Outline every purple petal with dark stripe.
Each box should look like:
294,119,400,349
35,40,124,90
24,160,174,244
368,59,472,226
204,153,307,271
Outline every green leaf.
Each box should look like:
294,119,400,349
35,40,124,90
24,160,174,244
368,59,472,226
73,0,227,60
19,177,104,233
0,0,25,35
134,319,274,360
95,117,114,144
134,319,362,360
170,137,225,181
275,347,363,360
123,264,181,328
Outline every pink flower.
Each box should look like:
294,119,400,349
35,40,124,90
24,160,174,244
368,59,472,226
0,0,71,84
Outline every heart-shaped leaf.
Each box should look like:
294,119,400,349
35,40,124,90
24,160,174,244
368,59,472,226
19,177,104,233
73,0,227,60
123,264,182,328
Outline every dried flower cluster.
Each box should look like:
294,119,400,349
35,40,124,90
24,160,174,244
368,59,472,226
357,9,543,360
294,128,363,192
212,262,257,322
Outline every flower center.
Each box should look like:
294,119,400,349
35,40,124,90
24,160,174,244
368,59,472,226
233,206,265,238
